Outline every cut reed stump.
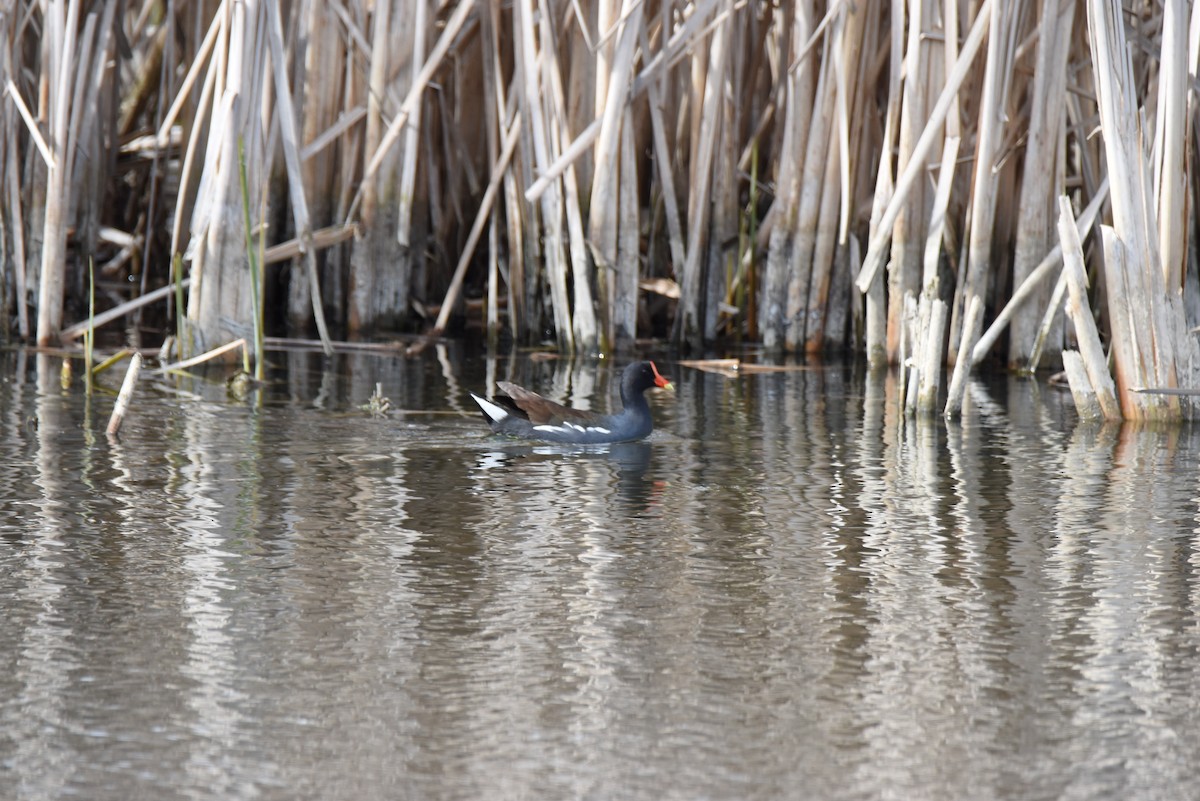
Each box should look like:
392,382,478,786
106,352,143,437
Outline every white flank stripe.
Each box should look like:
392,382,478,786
533,424,565,433
472,394,509,422
587,427,611,434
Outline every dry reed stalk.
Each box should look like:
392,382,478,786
915,299,948,414
803,108,842,352
356,0,476,190
899,291,919,412
167,8,221,297
783,37,834,352
944,0,1019,417
524,119,601,203
676,0,731,348
588,0,642,348
705,29,742,346
291,0,346,331
1155,0,1187,292
886,0,939,364
265,0,332,356
1060,350,1102,420
909,136,959,414
479,0,502,348
262,224,358,265
942,293,981,418
349,0,474,334
349,0,409,335
855,0,992,294
525,0,723,208
1057,197,1120,419
639,22,686,278
595,0,615,145
183,1,265,353
540,6,598,353
1026,272,1069,372
616,115,640,344
861,0,905,366
154,1,223,149
971,178,1108,366
1087,0,1196,419
2,24,30,338
514,0,572,351
840,9,890,340
1008,0,1075,367
422,117,521,343
761,2,816,351
157,337,247,373
805,4,868,352
494,35,529,342
62,8,98,210
508,80,540,345
61,279,193,341
397,0,427,257
33,0,81,346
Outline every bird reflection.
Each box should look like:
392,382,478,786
473,440,659,516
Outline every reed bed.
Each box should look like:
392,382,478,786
2,0,1200,419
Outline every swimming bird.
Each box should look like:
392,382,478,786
470,361,673,444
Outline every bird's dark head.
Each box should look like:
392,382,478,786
625,361,674,394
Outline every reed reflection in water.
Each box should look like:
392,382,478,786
0,350,1198,800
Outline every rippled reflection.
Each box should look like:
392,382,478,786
1,352,1198,800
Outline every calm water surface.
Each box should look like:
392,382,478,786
2,348,1199,800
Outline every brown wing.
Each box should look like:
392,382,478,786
496,382,600,426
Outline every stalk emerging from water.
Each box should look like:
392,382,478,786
238,138,264,381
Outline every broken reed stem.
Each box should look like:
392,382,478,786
106,352,144,436
1061,350,1103,420
910,135,959,409
1057,196,1121,420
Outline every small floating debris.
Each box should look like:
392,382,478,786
360,383,392,416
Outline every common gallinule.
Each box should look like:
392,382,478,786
470,361,674,444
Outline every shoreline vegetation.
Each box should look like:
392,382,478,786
2,0,1200,420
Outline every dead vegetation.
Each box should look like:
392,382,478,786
2,0,1199,419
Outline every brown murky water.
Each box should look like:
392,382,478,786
2,348,1199,800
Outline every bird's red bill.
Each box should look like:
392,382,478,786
650,361,673,389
